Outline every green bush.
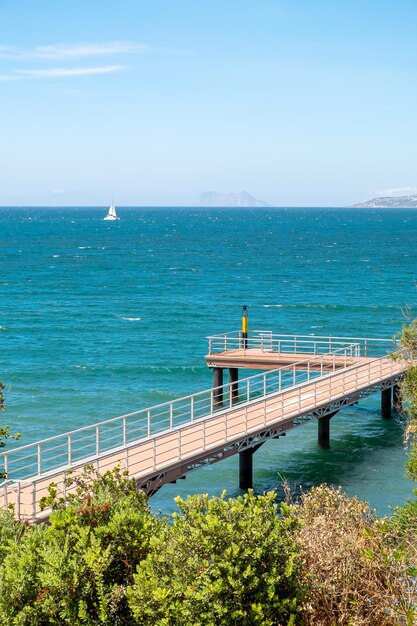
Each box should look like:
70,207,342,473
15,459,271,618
0,467,157,625
127,490,303,626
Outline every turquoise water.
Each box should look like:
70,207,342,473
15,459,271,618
0,207,416,515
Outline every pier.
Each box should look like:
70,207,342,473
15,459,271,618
0,329,407,521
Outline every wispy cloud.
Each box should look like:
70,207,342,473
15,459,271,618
0,41,149,60
379,186,417,196
0,65,126,81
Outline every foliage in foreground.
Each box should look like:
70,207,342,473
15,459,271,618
0,476,304,626
0,470,416,625
394,317,417,481
293,485,416,626
127,491,302,626
0,467,157,625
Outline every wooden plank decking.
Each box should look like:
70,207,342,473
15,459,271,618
205,348,372,370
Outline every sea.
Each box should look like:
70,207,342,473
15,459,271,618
0,206,416,516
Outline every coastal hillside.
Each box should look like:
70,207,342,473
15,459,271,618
197,191,269,207
352,195,417,208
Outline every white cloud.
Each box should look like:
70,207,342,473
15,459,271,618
380,186,417,196
0,65,126,80
0,74,19,81
0,41,148,60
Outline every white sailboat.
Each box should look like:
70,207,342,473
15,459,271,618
103,203,119,221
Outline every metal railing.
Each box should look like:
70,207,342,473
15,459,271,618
207,330,394,357
0,343,361,484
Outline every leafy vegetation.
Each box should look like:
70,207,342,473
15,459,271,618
128,491,302,626
0,382,20,478
0,466,157,625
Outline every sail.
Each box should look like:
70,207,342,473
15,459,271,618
103,204,119,220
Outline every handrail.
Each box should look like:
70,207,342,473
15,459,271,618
207,330,394,357
0,343,361,484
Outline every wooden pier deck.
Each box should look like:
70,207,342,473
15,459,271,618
205,348,371,370
0,331,407,522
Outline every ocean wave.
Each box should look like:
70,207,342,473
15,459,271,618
263,303,400,311
120,316,142,321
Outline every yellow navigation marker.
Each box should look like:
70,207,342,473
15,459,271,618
242,305,248,347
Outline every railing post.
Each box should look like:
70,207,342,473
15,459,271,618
96,425,100,456
208,337,212,354
278,369,282,391
247,379,250,402
37,444,41,475
3,480,7,510
68,434,72,465
32,481,37,520
170,403,173,430
17,481,21,520
307,361,310,381
293,367,296,386
3,455,8,480
147,409,151,437
191,396,194,422
122,417,127,447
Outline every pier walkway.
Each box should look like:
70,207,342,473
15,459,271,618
0,332,407,521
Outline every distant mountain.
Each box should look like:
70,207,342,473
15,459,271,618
197,191,269,207
352,195,417,208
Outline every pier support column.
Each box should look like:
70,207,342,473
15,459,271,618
239,443,263,489
229,368,239,404
393,383,402,412
213,368,224,406
381,387,392,419
318,411,337,448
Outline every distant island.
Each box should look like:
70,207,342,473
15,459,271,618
352,195,417,208
197,191,269,207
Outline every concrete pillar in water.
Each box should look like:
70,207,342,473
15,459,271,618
213,367,224,406
318,411,337,448
239,443,263,489
229,367,239,404
381,387,392,419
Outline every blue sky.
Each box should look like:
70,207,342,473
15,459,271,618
1,0,417,206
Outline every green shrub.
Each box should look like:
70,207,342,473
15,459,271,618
0,467,157,625
127,490,303,626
